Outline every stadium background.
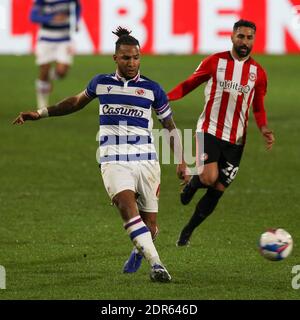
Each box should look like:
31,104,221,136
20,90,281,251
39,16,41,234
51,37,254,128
0,0,300,300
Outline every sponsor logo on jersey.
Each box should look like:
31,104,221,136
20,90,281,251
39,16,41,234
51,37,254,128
107,86,113,93
135,88,145,96
102,105,144,117
43,3,71,15
249,72,257,82
220,80,250,94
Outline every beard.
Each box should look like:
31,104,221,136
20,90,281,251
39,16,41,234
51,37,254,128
235,45,251,58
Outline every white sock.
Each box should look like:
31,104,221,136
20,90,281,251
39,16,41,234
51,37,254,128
132,225,159,256
35,79,51,109
124,216,161,266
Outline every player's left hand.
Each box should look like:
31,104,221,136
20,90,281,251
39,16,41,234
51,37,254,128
13,111,41,125
260,126,275,150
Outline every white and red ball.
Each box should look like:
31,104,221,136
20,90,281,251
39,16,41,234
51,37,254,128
259,228,293,261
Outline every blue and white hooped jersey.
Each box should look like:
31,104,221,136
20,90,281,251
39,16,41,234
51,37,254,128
30,0,81,42
85,72,172,164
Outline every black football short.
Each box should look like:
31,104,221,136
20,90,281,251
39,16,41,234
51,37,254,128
196,132,244,187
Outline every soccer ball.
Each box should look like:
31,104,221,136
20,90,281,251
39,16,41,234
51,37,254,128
259,228,293,261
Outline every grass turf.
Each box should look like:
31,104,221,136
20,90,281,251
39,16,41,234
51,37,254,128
0,54,299,299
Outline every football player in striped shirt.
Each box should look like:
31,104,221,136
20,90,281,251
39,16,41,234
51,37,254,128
30,0,81,110
167,20,275,246
13,27,187,283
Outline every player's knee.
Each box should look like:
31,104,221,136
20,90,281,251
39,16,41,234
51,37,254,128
115,200,132,215
199,173,218,186
214,182,226,192
115,200,125,212
113,194,136,218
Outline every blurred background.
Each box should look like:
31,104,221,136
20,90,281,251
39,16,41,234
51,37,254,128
1,0,300,54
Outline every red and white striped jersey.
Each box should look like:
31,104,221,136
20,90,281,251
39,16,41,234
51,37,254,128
167,51,268,145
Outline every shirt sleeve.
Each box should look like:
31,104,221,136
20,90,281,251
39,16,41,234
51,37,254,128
84,75,99,99
152,85,172,121
167,55,213,101
252,67,268,128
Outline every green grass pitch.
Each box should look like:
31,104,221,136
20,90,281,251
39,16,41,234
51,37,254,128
0,54,300,299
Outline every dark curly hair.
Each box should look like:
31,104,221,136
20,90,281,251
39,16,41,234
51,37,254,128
112,26,140,52
233,19,256,33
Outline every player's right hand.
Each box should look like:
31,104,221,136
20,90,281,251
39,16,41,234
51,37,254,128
13,111,41,125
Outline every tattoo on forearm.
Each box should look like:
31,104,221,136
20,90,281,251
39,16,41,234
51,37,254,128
47,94,92,116
48,96,81,116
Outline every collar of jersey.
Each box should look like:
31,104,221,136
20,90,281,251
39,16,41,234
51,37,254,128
115,70,141,83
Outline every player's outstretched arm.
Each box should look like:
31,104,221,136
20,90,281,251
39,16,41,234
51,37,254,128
167,57,211,101
13,91,94,125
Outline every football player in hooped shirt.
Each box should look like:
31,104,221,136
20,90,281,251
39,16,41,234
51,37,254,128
167,20,275,246
13,27,188,282
30,0,81,110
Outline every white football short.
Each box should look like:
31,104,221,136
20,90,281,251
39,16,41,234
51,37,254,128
100,161,161,213
35,41,74,65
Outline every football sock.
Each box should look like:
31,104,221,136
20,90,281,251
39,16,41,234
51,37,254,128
36,79,51,109
124,216,161,266
184,187,224,232
190,175,207,189
131,225,159,257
